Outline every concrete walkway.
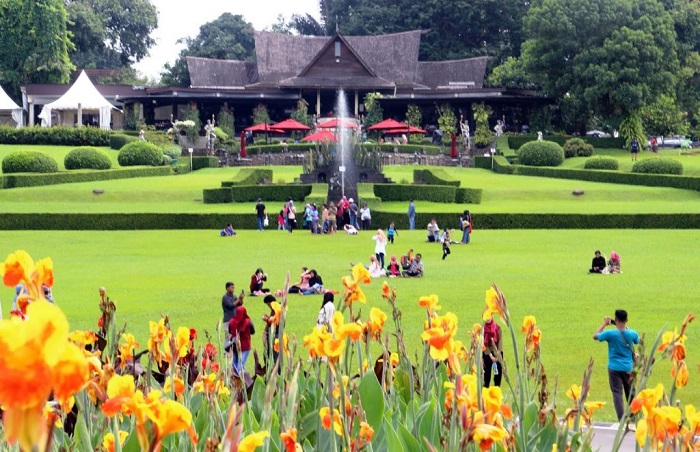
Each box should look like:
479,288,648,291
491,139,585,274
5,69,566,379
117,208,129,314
589,422,636,451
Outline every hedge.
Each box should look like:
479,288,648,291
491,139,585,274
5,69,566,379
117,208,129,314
508,135,625,150
229,184,313,202
110,134,138,150
357,183,383,209
563,138,594,158
413,169,460,187
221,169,274,187
496,136,517,158
2,151,58,173
517,140,565,166
245,144,317,155
374,184,457,203
493,155,515,174
245,143,444,156
473,156,493,170
632,157,683,175
2,166,173,188
584,156,619,170
2,212,699,230
304,183,329,206
203,188,233,204
455,188,483,204
192,156,219,170
0,126,111,146
64,147,112,170
118,142,163,166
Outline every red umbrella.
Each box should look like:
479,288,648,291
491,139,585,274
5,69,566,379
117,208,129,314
367,118,406,131
302,130,337,142
243,122,283,133
239,132,247,158
385,125,426,134
317,118,358,129
450,132,458,158
273,118,311,131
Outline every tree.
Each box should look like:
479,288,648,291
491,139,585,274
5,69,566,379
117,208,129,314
436,103,457,144
641,94,689,137
0,0,74,99
521,0,678,122
65,0,158,68
291,99,313,127
290,14,326,36
161,13,255,87
363,92,384,132
472,103,493,148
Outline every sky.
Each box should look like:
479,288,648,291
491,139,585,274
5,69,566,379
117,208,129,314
134,0,322,80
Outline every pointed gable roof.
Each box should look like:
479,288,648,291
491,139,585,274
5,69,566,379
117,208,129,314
187,56,258,88
253,31,327,86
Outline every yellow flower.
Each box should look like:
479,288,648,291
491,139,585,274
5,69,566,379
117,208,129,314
319,407,343,436
671,360,689,388
174,327,190,359
1,251,54,309
101,431,128,452
239,430,269,452
582,401,605,426
269,302,282,325
274,333,289,354
630,383,664,415
566,384,581,402
418,294,441,312
482,286,508,322
351,263,371,285
471,422,508,450
421,312,458,361
148,398,198,447
148,318,172,365
521,315,537,333
101,374,136,416
163,375,186,399
359,421,374,443
381,281,391,299
342,276,366,305
118,333,140,368
303,327,330,358
658,329,686,352
68,330,98,348
367,307,387,340
52,341,91,408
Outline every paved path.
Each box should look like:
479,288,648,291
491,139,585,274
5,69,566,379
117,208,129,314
589,423,636,451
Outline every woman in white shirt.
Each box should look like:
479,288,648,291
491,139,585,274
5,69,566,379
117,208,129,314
368,255,386,278
360,203,372,230
372,229,387,269
316,292,336,331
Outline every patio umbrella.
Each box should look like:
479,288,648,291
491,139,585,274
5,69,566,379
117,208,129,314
317,118,358,129
239,132,247,158
385,125,426,134
367,118,406,131
450,132,458,158
302,130,337,142
273,118,311,131
243,122,283,133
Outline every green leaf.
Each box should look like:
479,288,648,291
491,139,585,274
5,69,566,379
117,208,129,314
359,371,385,433
299,409,319,442
194,403,210,440
251,375,266,422
522,400,539,438
398,422,421,452
383,416,405,452
417,398,440,449
394,368,413,406
121,431,140,452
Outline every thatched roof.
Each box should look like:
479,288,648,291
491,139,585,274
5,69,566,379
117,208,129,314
187,57,258,88
254,31,327,86
418,57,490,89
344,31,422,87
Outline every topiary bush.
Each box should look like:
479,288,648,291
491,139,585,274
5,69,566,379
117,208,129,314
632,157,683,175
2,151,58,173
161,144,181,161
564,138,594,158
517,140,565,166
584,156,619,170
64,147,112,170
109,134,137,150
117,142,164,167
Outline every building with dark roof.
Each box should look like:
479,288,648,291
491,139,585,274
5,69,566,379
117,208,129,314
22,30,541,129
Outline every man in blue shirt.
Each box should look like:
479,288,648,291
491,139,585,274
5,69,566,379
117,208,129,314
593,309,639,420
407,200,416,230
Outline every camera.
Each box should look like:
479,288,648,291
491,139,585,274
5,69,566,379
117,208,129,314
609,319,616,325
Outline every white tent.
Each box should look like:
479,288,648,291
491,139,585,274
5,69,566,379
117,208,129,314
39,71,115,130
0,85,23,127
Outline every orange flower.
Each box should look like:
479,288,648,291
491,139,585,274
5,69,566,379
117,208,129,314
280,427,300,452
274,333,289,354
148,397,199,447
333,312,363,341
381,281,391,299
482,286,508,322
148,318,172,366
102,431,128,452
658,329,686,352
630,383,664,415
163,375,186,399
319,407,343,435
68,330,98,348
582,401,605,426
358,421,374,444
342,276,366,305
1,251,54,310
239,431,269,452
366,307,387,340
418,294,441,312
421,312,458,360
52,342,91,407
521,315,537,334
174,326,191,360
269,302,282,326
323,336,346,360
101,374,137,417
671,360,689,388
303,328,330,358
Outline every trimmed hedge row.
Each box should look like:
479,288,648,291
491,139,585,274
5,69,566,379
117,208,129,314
2,166,173,188
493,155,515,174
110,134,138,150
2,151,58,173
372,143,443,155
304,184,329,206
192,156,219,170
0,126,111,146
1,212,699,230
357,183,383,209
245,144,317,155
584,156,619,170
204,184,315,204
473,156,493,170
244,143,444,155
373,184,482,204
222,169,273,187
203,188,232,204
414,169,460,187
508,135,625,150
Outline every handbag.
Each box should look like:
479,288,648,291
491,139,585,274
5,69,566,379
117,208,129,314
263,216,269,227
618,329,639,367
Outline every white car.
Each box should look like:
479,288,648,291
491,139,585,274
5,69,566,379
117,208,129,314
585,130,611,138
648,136,692,148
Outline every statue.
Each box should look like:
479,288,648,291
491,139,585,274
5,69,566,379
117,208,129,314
494,121,504,137
537,131,543,141
460,115,470,150
204,116,216,155
138,130,146,141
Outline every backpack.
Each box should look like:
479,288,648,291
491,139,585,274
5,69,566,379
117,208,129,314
631,140,639,151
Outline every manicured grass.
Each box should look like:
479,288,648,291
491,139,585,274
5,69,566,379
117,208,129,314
0,144,120,172
561,147,700,176
382,166,700,213
1,229,698,421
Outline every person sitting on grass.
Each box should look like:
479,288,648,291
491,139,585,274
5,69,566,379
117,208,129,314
607,251,622,274
249,268,269,296
220,224,236,237
402,253,424,277
368,255,386,278
344,224,358,235
427,218,440,242
387,255,402,278
400,249,414,270
589,250,606,273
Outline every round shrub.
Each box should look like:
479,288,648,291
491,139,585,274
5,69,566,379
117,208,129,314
162,154,172,165
161,144,181,161
632,157,683,175
2,151,58,173
117,141,164,166
564,137,594,158
64,147,112,170
517,140,565,166
584,156,619,170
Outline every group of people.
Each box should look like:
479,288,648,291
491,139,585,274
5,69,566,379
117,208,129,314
274,196,375,235
589,250,622,274
219,224,237,237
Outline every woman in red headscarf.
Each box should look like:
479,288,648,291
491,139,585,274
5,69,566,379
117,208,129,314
482,314,503,387
228,306,254,375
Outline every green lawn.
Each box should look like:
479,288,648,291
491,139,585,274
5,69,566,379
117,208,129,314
0,144,121,172
561,147,700,176
1,229,698,421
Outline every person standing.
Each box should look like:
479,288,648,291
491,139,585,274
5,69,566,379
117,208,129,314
630,138,640,161
593,309,639,421
255,198,266,231
372,229,387,268
229,306,254,375
287,200,297,233
483,315,503,387
360,203,372,230
222,281,238,324
387,221,398,244
407,200,416,230
460,210,472,244
441,228,451,260
349,198,360,229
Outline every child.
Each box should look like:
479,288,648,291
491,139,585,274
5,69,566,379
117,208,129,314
387,255,401,277
442,228,451,260
387,222,398,244
277,210,284,230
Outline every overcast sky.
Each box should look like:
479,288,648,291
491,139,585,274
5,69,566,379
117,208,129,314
134,0,322,80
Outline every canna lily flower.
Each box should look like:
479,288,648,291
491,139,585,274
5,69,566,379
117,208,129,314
333,312,363,341
581,401,605,426
685,404,700,436
319,406,343,436
471,422,508,451
274,333,289,354
342,276,366,305
148,318,172,366
102,431,129,452
239,431,269,452
358,421,374,445
280,427,301,452
100,374,137,417
303,327,330,358
421,312,458,360
163,375,186,399
381,281,391,299
323,336,346,360
636,405,683,447
658,329,686,352
566,384,582,402
332,375,350,399
269,302,282,326
521,315,537,333
68,330,98,348
366,307,387,340
42,403,63,429
418,294,441,312
351,263,371,285
482,285,508,322
148,398,199,447
173,327,191,360
52,341,91,408
630,383,665,415
1,251,54,309
671,360,689,388
118,333,140,369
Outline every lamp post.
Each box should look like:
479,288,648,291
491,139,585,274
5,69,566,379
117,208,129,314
490,148,496,171
188,148,194,171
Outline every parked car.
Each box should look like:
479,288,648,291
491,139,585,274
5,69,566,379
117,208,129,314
647,135,692,148
585,130,611,138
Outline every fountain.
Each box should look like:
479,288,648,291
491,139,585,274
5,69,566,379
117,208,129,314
335,89,351,198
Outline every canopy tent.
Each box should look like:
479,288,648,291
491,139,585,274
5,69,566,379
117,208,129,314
272,118,311,131
384,125,426,134
243,122,283,133
301,130,336,142
367,118,406,131
0,85,23,127
317,118,358,129
39,71,115,130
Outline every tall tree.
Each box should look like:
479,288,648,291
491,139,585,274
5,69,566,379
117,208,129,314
0,0,74,99
161,13,255,87
65,0,158,68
